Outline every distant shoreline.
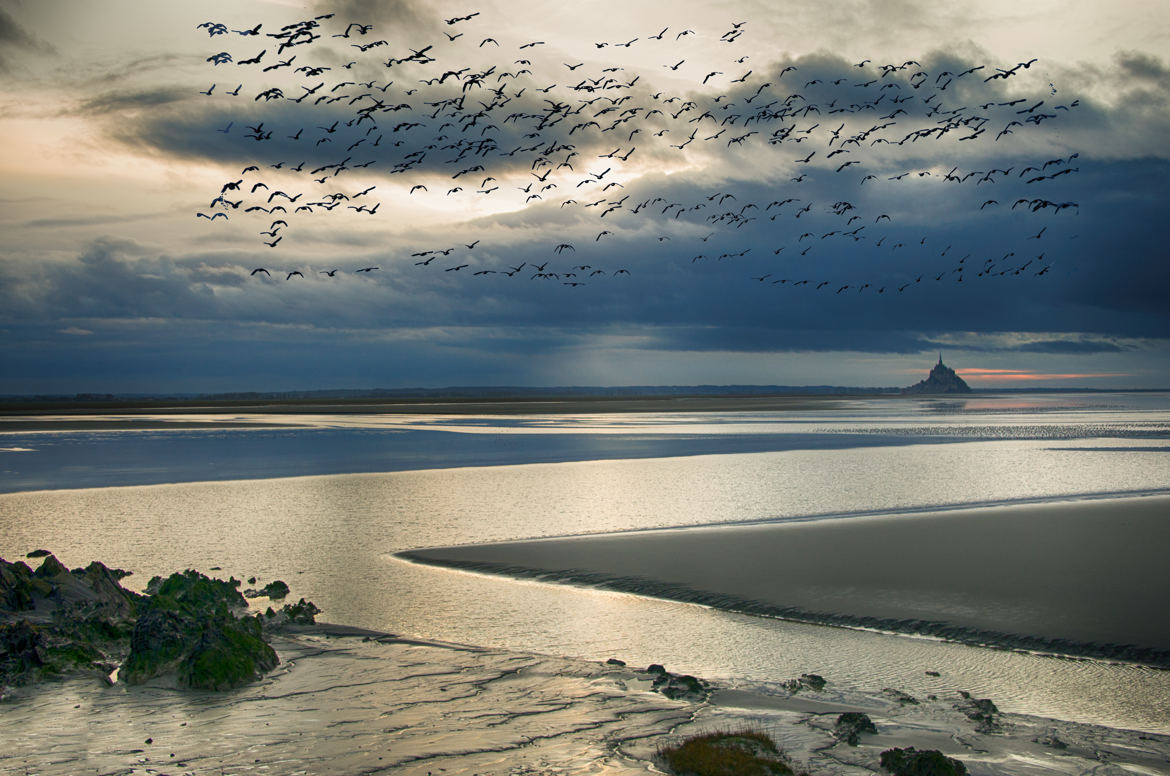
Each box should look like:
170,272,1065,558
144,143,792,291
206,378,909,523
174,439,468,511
0,393,853,422
4,387,1167,416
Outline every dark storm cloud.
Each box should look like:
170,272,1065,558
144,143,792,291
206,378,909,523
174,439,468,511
312,0,438,39
76,86,192,116
1115,51,1168,82
0,5,49,49
642,325,935,354
0,4,53,71
6,1,1168,392
1003,339,1130,355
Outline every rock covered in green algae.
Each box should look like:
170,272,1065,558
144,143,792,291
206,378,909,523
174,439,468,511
1,555,140,687
122,570,277,690
2,555,316,692
259,597,322,628
880,747,968,776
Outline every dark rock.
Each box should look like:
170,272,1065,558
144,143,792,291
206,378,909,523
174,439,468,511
34,554,69,580
123,570,277,689
925,670,940,676
26,550,52,559
605,657,626,666
902,356,971,394
651,670,709,701
954,695,1001,733
880,747,968,776
834,712,877,745
642,663,708,701
259,598,321,628
0,558,40,611
883,687,920,705
2,556,315,692
2,555,141,688
1033,732,1067,749
799,672,826,690
180,616,277,690
784,673,827,693
243,580,290,600
0,621,45,681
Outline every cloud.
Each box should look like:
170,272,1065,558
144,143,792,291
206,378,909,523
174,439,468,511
76,86,191,117
0,4,54,71
56,326,92,336
1116,51,1168,82
3,2,1169,391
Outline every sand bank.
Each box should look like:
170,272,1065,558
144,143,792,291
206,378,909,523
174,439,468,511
2,626,1167,775
402,495,1170,666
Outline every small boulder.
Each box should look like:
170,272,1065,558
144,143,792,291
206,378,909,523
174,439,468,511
834,712,877,745
883,687,920,705
651,671,708,701
259,598,321,628
784,673,827,693
1033,732,1067,749
243,580,290,600
954,695,1000,733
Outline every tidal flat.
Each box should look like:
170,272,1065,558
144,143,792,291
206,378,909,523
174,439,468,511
3,625,1169,776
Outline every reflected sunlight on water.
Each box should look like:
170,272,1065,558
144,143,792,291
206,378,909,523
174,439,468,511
2,393,1170,733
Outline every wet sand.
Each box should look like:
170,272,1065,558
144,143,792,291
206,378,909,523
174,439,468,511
3,626,1167,775
402,495,1170,665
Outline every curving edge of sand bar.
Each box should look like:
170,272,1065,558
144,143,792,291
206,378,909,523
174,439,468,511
400,495,1170,667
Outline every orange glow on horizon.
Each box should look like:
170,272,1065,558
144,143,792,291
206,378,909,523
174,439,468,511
904,366,1132,382
955,368,1132,382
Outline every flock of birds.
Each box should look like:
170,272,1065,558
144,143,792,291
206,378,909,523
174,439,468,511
194,11,1081,296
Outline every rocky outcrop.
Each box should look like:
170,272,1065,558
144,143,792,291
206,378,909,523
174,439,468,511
883,687,920,705
0,555,140,687
122,571,277,690
954,692,1001,733
259,598,322,628
880,747,968,776
902,356,971,394
834,711,877,745
643,663,710,702
784,672,827,693
243,580,290,600
2,555,316,692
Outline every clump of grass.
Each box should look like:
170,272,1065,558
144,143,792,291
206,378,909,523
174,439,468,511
657,728,805,776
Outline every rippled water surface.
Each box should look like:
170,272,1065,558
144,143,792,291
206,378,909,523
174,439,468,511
2,392,1169,732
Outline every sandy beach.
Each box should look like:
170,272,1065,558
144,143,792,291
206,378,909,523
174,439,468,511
3,625,1168,776
402,495,1170,666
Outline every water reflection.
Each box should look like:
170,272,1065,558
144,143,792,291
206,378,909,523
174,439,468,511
3,395,1170,733
3,434,1170,731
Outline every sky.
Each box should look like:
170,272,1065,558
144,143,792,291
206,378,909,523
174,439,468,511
1,0,1168,393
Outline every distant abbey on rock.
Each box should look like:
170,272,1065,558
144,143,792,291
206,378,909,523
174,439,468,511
903,354,972,394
